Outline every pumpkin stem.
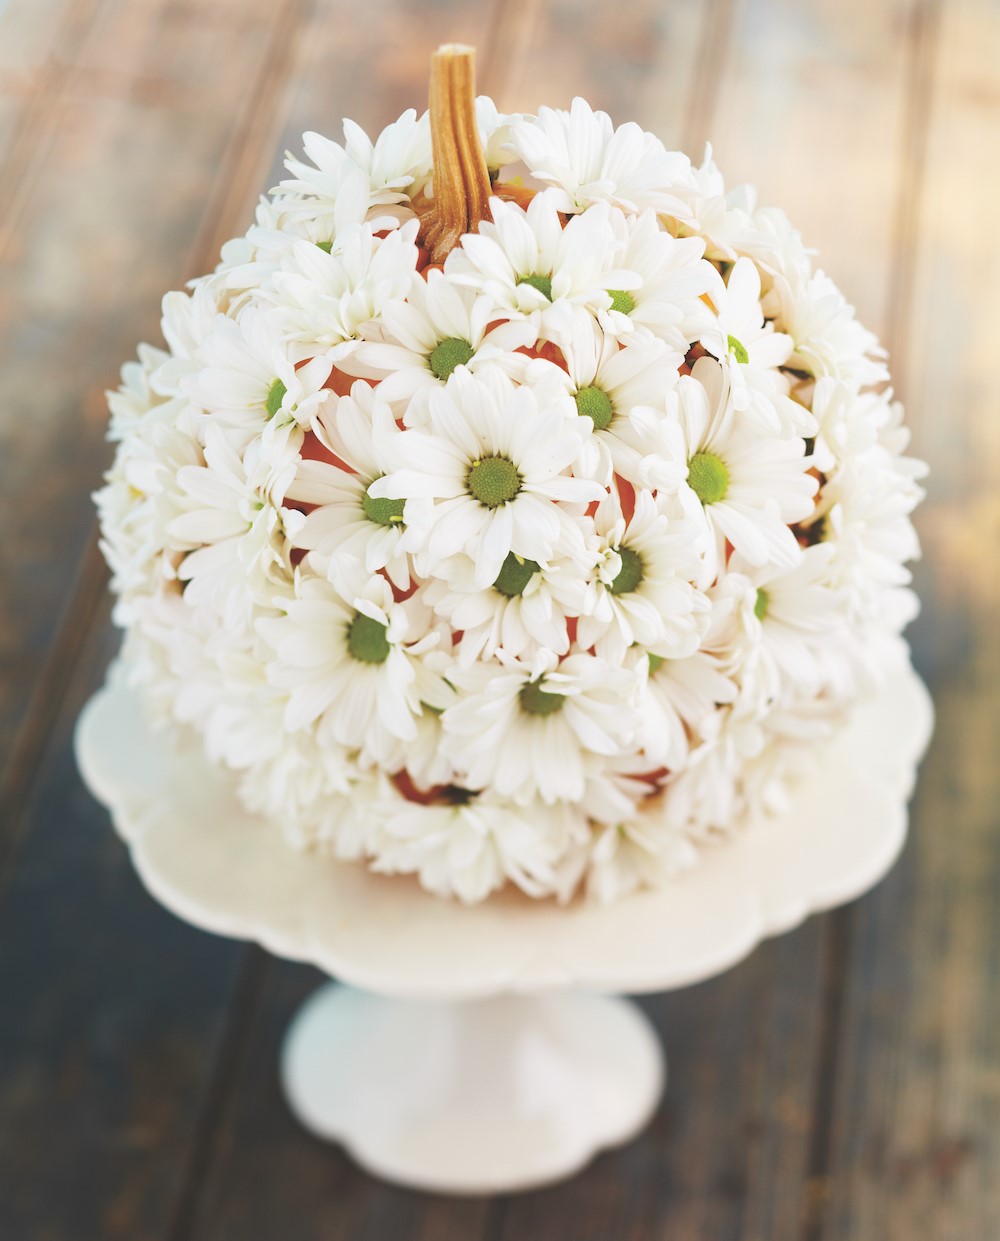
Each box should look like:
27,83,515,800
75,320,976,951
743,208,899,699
418,44,493,264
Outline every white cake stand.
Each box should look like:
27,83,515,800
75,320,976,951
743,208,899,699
75,658,932,1195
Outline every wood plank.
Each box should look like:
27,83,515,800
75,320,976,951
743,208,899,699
0,0,96,76
0,597,255,1241
490,0,709,131
0,0,303,819
820,0,1000,1235
709,0,916,338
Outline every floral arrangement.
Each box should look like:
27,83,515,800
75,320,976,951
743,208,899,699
96,47,926,904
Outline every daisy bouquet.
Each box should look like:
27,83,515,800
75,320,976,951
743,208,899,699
96,46,926,904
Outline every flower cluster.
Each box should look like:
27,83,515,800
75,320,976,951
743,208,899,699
96,96,926,903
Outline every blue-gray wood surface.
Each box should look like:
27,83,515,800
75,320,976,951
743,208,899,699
1,1,995,1236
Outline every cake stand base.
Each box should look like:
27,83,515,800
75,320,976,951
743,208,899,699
280,983,665,1194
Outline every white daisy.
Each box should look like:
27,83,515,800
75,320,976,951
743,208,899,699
586,816,697,905
420,548,586,664
368,365,603,587
350,268,535,410
475,96,526,176
155,279,224,398
444,189,637,341
285,381,418,590
676,356,816,571
763,266,889,387
518,310,687,490
701,257,792,371
656,696,769,838
636,647,738,771
506,97,693,219
819,449,924,618
167,428,303,630
598,209,716,348
725,545,852,700
184,307,332,440
811,378,893,473
277,111,431,222
442,650,639,805
257,570,442,768
577,489,709,662
372,789,567,903
696,256,813,436
268,219,419,362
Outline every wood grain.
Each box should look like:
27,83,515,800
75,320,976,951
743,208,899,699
0,0,303,809
821,0,1000,1236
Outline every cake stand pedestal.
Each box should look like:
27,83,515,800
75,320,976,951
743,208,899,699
75,658,932,1194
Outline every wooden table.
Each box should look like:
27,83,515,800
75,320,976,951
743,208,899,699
0,1,996,1236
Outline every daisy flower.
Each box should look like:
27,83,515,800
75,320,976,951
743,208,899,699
368,365,603,587
268,219,419,361
676,356,817,571
285,380,418,590
167,428,303,630
598,209,717,347
474,96,526,175
184,307,332,441
506,97,693,220
155,279,225,398
257,569,442,768
444,189,637,342
763,266,889,388
810,379,893,473
577,489,709,663
420,548,587,664
586,816,698,905
697,256,815,437
636,647,738,771
351,268,535,411
372,788,567,903
441,650,640,805
701,257,793,371
527,310,687,489
726,544,851,700
277,111,431,221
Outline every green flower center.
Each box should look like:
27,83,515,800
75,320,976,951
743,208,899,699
265,378,287,417
647,652,665,675
347,613,390,664
316,240,333,253
362,481,405,527
688,451,730,504
607,288,636,315
467,456,521,508
727,334,749,364
429,337,475,380
493,552,539,597
610,546,644,595
518,273,553,301
575,385,614,431
519,679,565,717
754,589,769,621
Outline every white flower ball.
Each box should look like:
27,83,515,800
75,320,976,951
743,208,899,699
96,91,926,905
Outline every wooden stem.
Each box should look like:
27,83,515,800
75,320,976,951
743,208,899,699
418,44,493,264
